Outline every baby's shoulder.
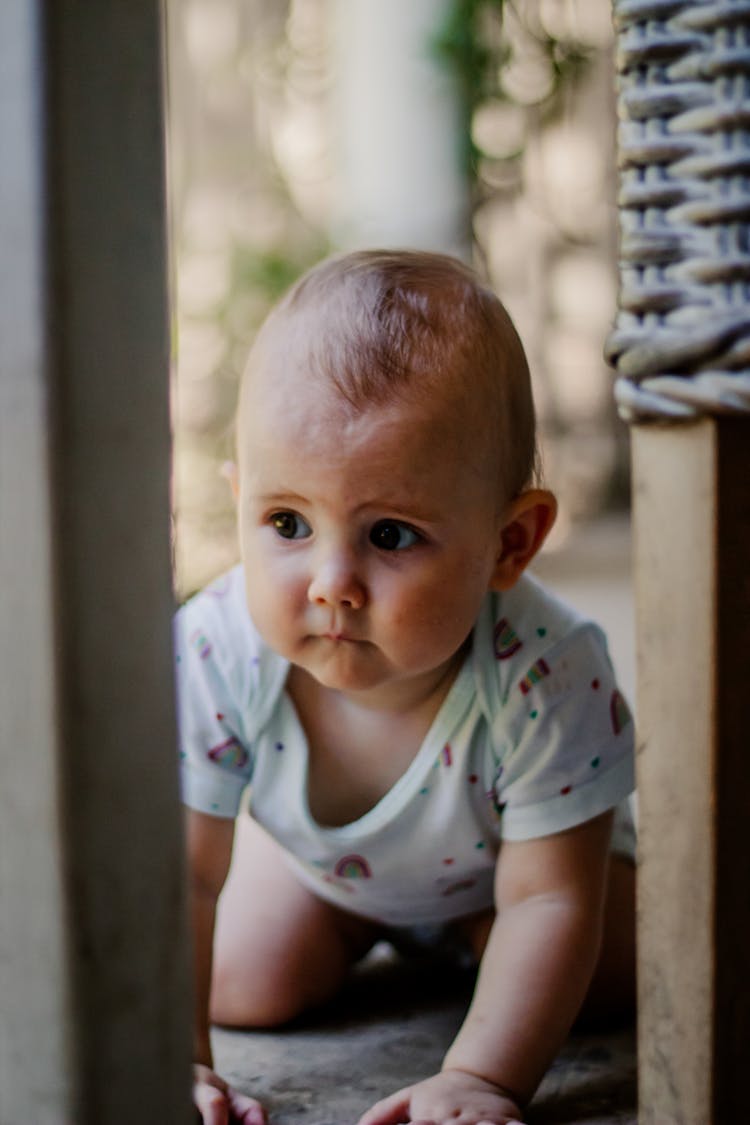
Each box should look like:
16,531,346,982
479,572,601,658
176,564,255,656
471,573,612,716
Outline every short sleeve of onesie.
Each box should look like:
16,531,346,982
174,565,287,818
473,575,635,842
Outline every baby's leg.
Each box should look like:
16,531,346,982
210,815,378,1028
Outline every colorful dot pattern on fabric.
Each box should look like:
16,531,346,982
493,617,523,660
177,569,636,925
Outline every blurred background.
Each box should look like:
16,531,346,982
166,0,629,605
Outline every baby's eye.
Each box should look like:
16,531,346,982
369,520,420,551
270,512,311,540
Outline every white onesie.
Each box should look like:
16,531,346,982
175,565,634,927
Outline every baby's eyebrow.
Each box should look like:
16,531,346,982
359,500,445,524
253,489,309,505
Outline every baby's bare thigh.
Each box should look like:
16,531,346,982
210,814,378,1028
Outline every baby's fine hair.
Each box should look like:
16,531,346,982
249,249,538,501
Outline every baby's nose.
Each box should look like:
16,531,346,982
307,549,366,610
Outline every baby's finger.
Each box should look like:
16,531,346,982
471,1121,525,1125
193,1079,229,1125
226,1086,267,1125
357,1085,414,1125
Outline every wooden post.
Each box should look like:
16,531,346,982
0,3,192,1122
632,418,750,1124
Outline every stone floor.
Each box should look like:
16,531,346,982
212,515,638,1125
213,945,637,1125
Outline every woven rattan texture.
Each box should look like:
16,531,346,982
607,0,750,420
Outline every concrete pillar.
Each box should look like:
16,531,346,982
331,0,471,259
0,3,192,1121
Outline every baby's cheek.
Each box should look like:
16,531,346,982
387,586,433,629
245,579,285,637
398,596,466,656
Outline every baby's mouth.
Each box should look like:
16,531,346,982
311,612,365,644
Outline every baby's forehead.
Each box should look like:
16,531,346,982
248,286,490,396
238,357,505,508
237,368,505,518
244,339,486,433
238,253,534,501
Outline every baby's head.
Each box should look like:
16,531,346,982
239,249,538,510
234,250,555,696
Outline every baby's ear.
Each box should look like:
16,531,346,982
221,460,240,502
490,489,557,591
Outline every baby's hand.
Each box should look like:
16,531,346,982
357,1068,526,1125
193,1062,266,1125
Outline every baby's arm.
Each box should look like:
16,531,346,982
187,809,266,1125
359,810,614,1125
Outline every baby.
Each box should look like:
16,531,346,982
176,249,636,1125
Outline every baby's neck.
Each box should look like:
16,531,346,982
289,646,466,717
287,653,466,827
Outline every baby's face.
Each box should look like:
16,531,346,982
236,360,507,707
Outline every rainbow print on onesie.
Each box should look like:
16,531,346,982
493,618,523,660
519,658,550,695
207,736,249,770
333,854,372,879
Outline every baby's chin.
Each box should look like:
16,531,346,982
294,642,465,710
293,639,392,695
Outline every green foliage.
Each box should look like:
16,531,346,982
432,0,508,106
431,0,589,181
230,245,318,306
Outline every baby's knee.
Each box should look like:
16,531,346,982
210,958,311,1029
